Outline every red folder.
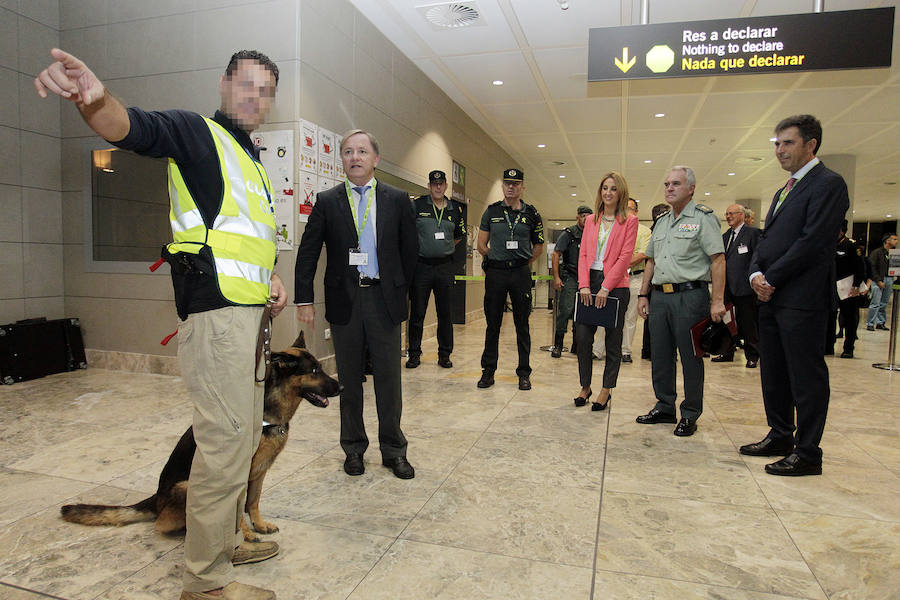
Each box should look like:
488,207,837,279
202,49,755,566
690,303,737,358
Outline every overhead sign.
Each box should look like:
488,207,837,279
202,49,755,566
588,8,893,81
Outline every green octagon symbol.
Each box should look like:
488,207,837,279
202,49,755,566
646,45,675,73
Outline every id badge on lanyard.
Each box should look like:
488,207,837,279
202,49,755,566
349,248,368,265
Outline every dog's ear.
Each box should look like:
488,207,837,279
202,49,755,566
292,331,306,349
271,352,300,371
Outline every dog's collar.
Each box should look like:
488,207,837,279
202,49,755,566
262,420,289,436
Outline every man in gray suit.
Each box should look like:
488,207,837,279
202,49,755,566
712,204,761,368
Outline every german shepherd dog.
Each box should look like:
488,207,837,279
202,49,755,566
61,331,341,541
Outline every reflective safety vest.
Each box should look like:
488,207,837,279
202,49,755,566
165,118,276,306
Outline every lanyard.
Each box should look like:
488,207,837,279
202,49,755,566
345,180,377,242
432,198,446,225
504,204,523,239
597,219,613,256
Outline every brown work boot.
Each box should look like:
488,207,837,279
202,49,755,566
180,581,276,600
232,540,279,565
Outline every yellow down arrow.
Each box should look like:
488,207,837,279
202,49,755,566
614,47,636,73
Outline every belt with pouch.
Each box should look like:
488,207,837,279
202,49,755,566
483,258,529,270
653,280,707,293
631,269,644,275
358,276,380,287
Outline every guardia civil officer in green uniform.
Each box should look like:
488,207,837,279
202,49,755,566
636,166,726,437
551,205,593,358
476,168,545,390
406,170,466,369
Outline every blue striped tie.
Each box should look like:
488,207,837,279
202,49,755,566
354,186,378,278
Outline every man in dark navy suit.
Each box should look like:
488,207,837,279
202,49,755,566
712,204,760,367
740,115,849,476
295,129,418,480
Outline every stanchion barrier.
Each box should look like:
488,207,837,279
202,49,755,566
540,286,564,353
873,283,900,371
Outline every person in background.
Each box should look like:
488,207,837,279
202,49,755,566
551,205,592,358
571,173,638,411
476,169,545,391
406,170,466,369
866,232,897,331
829,220,866,358
712,204,760,368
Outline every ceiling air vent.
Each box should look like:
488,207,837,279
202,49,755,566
417,2,484,30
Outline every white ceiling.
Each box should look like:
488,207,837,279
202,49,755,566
349,0,900,224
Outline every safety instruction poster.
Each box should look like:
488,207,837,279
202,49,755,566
299,120,317,173
254,129,294,250
299,171,317,223
318,128,335,178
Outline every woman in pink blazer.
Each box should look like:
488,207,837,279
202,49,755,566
573,171,638,410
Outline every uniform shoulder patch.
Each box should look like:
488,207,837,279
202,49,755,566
695,204,714,214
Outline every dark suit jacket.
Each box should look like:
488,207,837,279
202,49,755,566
749,161,849,311
294,181,418,326
723,225,760,298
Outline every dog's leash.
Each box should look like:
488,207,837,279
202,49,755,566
255,302,273,383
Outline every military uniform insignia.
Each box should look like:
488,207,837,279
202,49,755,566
678,223,700,232
695,204,714,213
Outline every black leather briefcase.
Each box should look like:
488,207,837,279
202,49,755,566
0,317,87,385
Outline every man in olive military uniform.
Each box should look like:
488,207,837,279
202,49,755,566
406,170,467,368
477,168,545,390
636,166,726,437
551,205,592,358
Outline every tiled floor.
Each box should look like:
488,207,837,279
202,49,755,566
1,310,898,599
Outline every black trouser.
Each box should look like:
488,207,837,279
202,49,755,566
828,297,860,354
331,286,407,459
722,293,759,361
576,270,630,390
481,265,532,376
407,259,455,359
758,303,829,464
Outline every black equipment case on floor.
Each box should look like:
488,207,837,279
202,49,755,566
0,317,87,385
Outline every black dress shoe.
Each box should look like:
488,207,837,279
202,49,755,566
343,453,364,476
437,356,453,368
591,393,611,411
711,354,733,363
621,354,632,364
477,371,494,388
840,351,853,359
745,359,758,368
551,346,562,358
673,417,697,436
573,391,592,407
382,456,415,479
876,324,889,330
635,408,677,424
739,436,793,457
518,375,532,390
405,356,420,369
765,453,822,476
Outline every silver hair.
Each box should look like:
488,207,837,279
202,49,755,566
669,165,696,187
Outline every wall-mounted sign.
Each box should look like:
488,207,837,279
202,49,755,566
588,8,893,81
